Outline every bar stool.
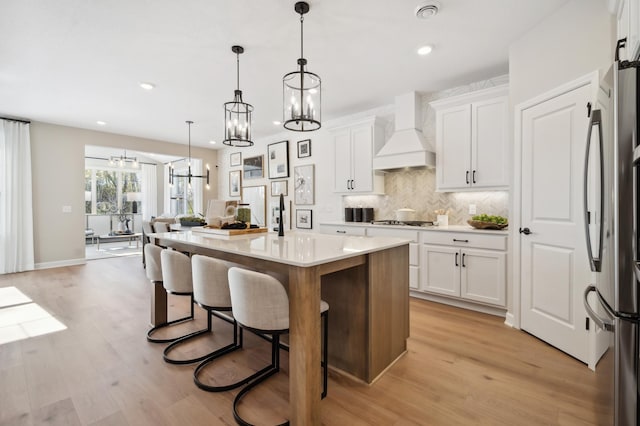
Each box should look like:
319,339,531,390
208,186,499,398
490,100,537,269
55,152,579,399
228,267,329,426
160,254,244,389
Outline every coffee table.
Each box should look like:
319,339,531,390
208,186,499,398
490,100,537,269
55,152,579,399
96,233,142,250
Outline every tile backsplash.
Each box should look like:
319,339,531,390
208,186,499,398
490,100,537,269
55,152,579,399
344,167,509,224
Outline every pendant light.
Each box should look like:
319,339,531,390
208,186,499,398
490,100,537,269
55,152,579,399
283,1,321,132
223,45,254,147
169,120,210,186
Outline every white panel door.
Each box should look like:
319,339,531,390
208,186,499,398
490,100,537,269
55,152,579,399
333,129,352,192
436,105,471,190
461,248,506,306
421,245,460,297
471,97,509,189
520,83,592,363
350,124,373,192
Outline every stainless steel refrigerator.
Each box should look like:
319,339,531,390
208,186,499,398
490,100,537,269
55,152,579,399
583,56,640,425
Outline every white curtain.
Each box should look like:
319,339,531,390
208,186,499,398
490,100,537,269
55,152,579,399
141,163,157,220
0,119,34,273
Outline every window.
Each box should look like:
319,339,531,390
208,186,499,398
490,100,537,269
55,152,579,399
85,167,141,214
169,161,194,216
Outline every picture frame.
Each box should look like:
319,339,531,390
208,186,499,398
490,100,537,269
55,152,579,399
270,200,292,231
243,155,263,180
271,180,288,197
294,164,314,205
297,139,311,158
267,140,290,179
296,209,312,229
230,152,242,167
229,170,242,197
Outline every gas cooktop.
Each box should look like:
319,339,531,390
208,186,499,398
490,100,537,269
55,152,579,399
370,220,435,227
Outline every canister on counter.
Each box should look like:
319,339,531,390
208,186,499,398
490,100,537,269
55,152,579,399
362,208,374,222
353,207,363,222
344,207,354,222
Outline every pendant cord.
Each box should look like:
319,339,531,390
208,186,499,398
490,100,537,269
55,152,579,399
300,14,304,60
236,51,240,92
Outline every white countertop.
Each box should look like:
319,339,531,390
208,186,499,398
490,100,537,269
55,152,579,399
149,230,411,267
319,221,509,235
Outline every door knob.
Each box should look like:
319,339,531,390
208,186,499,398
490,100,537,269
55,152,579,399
519,227,532,235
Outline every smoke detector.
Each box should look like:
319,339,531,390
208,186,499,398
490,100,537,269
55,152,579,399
415,2,440,19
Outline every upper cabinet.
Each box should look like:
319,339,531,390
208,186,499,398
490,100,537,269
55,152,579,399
332,117,385,194
430,85,509,192
615,0,640,61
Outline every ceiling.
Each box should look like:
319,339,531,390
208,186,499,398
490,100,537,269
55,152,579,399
1,0,570,150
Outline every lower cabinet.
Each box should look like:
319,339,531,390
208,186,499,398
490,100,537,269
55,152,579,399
318,224,367,236
420,232,507,308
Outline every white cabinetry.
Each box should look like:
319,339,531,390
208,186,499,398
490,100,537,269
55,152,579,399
317,224,367,236
332,117,385,193
367,227,420,290
420,231,507,307
430,85,509,192
615,0,640,61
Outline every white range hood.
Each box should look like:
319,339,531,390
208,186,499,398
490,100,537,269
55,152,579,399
372,92,435,170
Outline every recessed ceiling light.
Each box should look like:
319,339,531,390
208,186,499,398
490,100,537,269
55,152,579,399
139,82,155,90
415,2,440,19
210,140,216,145
96,121,106,126
273,120,282,125
417,45,433,56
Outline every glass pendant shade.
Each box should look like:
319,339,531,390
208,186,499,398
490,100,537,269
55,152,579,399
223,45,254,147
283,1,321,132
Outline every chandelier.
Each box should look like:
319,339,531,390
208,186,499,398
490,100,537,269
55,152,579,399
169,120,210,186
283,1,321,132
223,45,254,147
109,150,138,168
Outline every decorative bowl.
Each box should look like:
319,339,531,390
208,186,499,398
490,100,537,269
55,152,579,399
467,219,508,230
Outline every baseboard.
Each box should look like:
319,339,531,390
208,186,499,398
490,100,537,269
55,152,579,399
410,291,507,318
504,312,516,328
35,258,86,270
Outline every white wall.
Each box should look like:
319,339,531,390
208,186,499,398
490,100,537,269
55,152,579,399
30,122,218,268
509,0,615,108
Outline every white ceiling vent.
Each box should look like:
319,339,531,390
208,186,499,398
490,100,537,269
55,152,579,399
415,2,440,19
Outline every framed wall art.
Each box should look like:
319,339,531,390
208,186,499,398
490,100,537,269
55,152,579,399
296,209,312,229
271,180,288,197
294,164,314,205
229,170,242,197
267,140,290,179
297,139,311,158
243,155,263,180
230,152,242,167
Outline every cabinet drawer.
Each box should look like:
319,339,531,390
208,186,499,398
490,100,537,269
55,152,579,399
318,225,367,236
421,231,506,251
409,243,418,265
366,227,419,242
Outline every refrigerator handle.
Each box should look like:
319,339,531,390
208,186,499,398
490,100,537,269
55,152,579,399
583,285,615,332
583,108,604,272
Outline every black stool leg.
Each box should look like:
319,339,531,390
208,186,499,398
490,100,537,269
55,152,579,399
147,293,197,343
233,334,289,426
322,310,329,399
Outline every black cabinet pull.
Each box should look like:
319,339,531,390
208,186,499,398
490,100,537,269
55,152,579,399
466,171,470,184
351,179,355,190
462,253,466,267
455,252,459,267
472,170,476,184
519,227,532,235
336,230,346,234
453,238,469,243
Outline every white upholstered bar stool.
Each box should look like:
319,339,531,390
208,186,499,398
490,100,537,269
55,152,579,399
228,267,329,426
173,255,246,391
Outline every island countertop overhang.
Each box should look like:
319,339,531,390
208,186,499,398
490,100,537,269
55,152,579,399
149,230,411,267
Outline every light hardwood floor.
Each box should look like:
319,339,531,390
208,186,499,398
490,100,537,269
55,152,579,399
0,256,609,425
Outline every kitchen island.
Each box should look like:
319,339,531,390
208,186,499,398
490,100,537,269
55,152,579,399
148,230,410,425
